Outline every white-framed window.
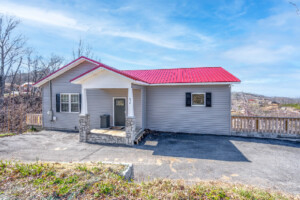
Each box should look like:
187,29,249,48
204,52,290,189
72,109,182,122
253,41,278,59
60,93,80,113
192,93,205,106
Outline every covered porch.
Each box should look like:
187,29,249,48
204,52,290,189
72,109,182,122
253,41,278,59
72,67,146,145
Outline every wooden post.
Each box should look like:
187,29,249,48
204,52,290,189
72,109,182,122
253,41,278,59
276,118,278,134
296,119,298,134
290,119,293,134
256,119,259,132
296,119,300,134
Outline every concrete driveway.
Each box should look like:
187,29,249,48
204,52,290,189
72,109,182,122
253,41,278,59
0,131,299,194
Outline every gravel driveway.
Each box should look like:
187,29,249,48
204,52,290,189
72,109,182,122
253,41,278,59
0,131,299,194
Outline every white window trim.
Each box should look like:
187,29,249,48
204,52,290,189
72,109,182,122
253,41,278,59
112,97,127,126
60,93,80,113
191,93,206,106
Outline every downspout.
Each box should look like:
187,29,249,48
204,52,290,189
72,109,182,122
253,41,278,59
49,80,53,121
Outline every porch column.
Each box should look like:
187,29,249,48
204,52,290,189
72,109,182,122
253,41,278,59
81,87,88,115
126,86,136,145
79,86,90,143
128,87,134,117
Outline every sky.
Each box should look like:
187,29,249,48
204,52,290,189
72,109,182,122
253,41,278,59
0,0,299,97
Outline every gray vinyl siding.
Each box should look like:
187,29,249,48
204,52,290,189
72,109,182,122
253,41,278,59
146,85,231,135
87,88,142,130
41,61,97,131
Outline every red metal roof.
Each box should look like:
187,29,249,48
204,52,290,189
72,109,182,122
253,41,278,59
35,56,240,86
121,67,240,84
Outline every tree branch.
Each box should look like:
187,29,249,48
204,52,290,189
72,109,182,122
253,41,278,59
289,2,300,15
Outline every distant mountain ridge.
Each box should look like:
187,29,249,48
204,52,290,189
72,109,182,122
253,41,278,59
232,92,300,104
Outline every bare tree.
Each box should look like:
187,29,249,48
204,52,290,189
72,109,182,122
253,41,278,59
39,54,64,78
0,15,25,104
0,16,64,134
25,52,64,83
24,52,63,95
9,57,22,93
72,39,94,59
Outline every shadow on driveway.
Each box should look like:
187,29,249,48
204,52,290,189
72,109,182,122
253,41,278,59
85,132,299,162
136,133,251,162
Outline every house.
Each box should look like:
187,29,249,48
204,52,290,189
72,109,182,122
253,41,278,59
20,82,34,93
34,56,240,145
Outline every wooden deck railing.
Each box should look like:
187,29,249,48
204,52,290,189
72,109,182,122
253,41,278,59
26,114,43,126
231,116,300,134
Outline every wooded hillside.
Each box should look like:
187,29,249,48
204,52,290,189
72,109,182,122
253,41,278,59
232,92,300,117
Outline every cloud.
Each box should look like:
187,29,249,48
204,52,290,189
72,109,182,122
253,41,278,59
257,11,300,30
283,70,300,81
99,29,215,51
214,0,248,20
0,1,216,51
101,53,155,67
0,2,87,30
222,44,295,64
100,30,183,50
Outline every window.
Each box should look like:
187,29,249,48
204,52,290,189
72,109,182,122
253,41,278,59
116,99,125,106
61,94,69,112
60,93,80,113
192,93,205,106
71,94,80,112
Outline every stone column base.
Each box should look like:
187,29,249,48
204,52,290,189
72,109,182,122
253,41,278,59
79,114,90,142
126,117,136,145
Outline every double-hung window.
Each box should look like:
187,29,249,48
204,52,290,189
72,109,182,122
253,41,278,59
60,93,80,113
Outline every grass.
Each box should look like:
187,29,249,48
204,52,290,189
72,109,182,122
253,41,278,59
0,160,297,200
281,104,300,110
0,133,15,138
27,126,38,132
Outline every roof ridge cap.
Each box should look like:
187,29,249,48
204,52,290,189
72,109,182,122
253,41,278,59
122,66,223,71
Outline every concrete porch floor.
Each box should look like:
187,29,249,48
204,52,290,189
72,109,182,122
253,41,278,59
90,127,143,138
90,128,126,137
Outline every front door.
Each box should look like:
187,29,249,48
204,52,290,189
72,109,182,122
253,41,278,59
114,98,125,126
